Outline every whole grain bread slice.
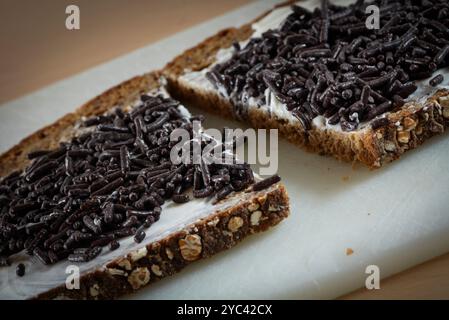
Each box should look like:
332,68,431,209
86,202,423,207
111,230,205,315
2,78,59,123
163,1,449,168
0,71,289,300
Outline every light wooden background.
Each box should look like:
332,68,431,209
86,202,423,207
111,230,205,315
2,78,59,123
0,0,448,299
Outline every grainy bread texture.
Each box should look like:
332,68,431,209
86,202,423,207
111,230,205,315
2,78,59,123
0,71,290,300
38,182,289,300
163,2,449,168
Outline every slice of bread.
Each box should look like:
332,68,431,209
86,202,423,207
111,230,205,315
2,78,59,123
0,71,289,300
163,1,449,168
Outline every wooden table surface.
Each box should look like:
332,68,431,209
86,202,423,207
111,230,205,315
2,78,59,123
0,0,448,299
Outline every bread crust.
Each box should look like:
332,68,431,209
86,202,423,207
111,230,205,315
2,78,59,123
0,70,290,299
162,2,449,168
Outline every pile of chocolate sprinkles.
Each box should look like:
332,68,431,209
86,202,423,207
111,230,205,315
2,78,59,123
206,0,449,131
0,94,279,269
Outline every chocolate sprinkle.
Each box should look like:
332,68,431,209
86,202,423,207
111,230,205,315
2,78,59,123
109,240,120,251
206,0,449,131
0,94,262,267
252,175,281,192
16,263,25,277
429,74,444,87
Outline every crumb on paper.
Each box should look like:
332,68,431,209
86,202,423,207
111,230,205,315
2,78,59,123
342,176,350,182
351,162,362,170
346,248,354,256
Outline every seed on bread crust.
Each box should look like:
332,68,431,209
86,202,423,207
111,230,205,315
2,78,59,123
207,217,220,227
248,203,260,212
89,284,100,297
107,268,127,277
403,117,417,131
151,264,163,277
397,131,410,144
250,211,262,226
269,204,283,212
179,234,202,261
128,267,150,290
384,141,397,152
130,247,147,262
228,216,244,232
165,247,174,260
116,258,132,271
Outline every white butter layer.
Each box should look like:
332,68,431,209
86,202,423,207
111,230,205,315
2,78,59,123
179,0,449,133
